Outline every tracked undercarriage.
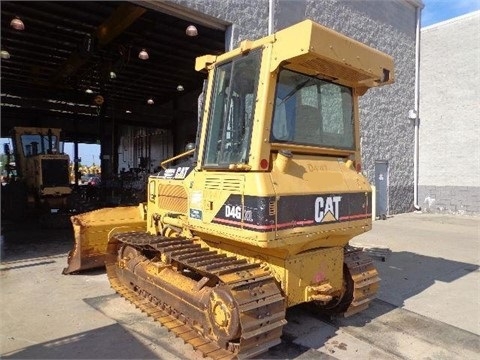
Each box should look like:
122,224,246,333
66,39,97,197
106,232,287,359
317,247,381,318
343,248,380,317
106,232,379,359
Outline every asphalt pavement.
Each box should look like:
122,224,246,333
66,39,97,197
0,212,478,359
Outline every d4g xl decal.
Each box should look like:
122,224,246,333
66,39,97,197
213,193,371,232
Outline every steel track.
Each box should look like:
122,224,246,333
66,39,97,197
105,232,286,359
343,247,381,317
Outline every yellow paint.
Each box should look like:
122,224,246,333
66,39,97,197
102,19,394,308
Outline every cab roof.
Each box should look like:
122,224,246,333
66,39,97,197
196,19,394,92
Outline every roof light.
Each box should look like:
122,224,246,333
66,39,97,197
94,95,104,105
186,25,198,37
138,49,149,60
176,85,184,92
10,17,25,31
1,50,11,59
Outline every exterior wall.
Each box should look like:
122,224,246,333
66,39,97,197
171,0,418,214
300,0,417,215
419,12,480,214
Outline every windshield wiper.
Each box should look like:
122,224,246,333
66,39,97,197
277,78,314,107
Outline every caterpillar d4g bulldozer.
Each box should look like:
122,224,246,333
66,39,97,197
79,20,394,358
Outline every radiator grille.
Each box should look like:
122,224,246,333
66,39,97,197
158,184,188,213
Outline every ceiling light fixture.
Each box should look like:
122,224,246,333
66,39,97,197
109,71,117,79
176,85,184,92
186,25,198,37
147,98,154,105
1,50,11,59
94,95,104,106
138,49,149,60
10,17,25,31
125,110,132,114
85,88,93,94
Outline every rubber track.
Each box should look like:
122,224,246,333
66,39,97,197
106,232,286,359
343,247,380,317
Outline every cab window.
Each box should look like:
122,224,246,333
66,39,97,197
203,50,261,167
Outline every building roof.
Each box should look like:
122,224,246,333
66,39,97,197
1,1,226,142
422,10,480,32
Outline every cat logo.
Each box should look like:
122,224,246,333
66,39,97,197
314,196,342,223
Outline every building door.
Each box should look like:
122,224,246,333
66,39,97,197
375,161,389,219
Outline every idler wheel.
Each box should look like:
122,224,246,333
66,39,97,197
208,286,240,343
120,244,141,260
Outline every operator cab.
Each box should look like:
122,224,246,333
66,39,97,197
195,20,393,174
198,49,357,172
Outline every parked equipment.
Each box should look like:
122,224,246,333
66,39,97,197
71,20,394,358
2,127,72,221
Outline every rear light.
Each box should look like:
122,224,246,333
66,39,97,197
260,158,269,169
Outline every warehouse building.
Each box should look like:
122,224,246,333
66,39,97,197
1,0,423,216
419,11,480,214
167,0,424,216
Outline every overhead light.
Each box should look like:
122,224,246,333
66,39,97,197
138,49,149,60
109,71,117,79
176,85,184,92
10,17,25,31
125,110,132,114
85,88,93,94
94,95,104,105
186,25,198,37
1,50,11,59
147,98,154,105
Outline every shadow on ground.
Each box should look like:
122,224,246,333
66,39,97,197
279,252,479,358
1,218,74,263
1,324,158,359
293,251,478,328
374,250,479,307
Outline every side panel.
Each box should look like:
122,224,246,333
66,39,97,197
211,239,344,307
283,247,343,307
187,156,371,256
210,192,370,232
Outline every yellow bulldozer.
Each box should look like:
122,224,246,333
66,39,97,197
64,20,394,358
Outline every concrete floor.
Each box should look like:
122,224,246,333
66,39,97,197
0,213,479,359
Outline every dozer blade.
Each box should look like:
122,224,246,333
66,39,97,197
62,205,146,274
